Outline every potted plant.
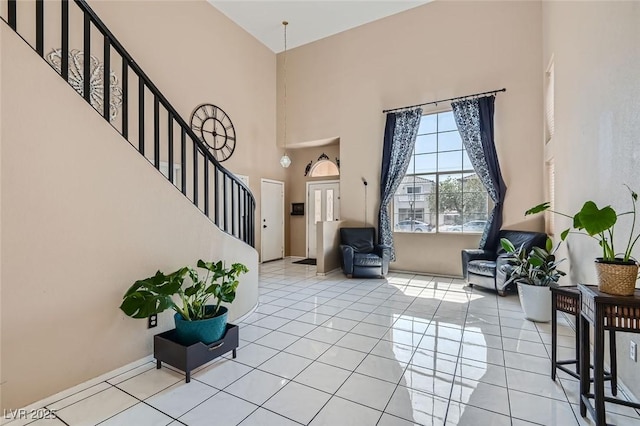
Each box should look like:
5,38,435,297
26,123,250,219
501,237,566,322
526,185,639,296
120,260,248,345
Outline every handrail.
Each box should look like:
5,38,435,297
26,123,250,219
71,0,252,197
2,0,255,247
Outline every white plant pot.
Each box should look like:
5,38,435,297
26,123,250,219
517,282,551,322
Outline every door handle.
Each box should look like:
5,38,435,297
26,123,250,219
263,225,267,228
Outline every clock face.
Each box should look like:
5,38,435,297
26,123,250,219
190,104,236,162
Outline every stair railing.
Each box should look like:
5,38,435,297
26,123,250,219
2,0,255,247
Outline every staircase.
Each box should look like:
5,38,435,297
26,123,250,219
1,0,255,247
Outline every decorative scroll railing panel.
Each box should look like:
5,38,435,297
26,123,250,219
1,0,255,247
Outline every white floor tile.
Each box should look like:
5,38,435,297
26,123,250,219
294,361,351,394
263,381,331,424
377,413,419,426
310,396,382,426
450,377,510,416
317,345,367,371
284,337,332,360
178,392,257,426
193,359,252,389
402,364,455,399
106,363,156,385
146,379,217,418
455,358,507,388
371,341,416,364
336,373,397,411
445,402,511,426
351,322,390,339
277,320,318,336
355,354,407,384
258,351,313,379
385,385,448,426
117,368,183,400
335,333,380,353
505,368,567,401
509,389,579,425
55,387,138,426
225,369,289,405
238,407,301,426
47,382,112,411
100,402,173,426
251,316,291,330
296,312,333,325
321,316,360,332
233,342,279,367
237,324,273,342
253,330,300,350
305,326,347,344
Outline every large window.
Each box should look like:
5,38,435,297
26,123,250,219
393,110,489,233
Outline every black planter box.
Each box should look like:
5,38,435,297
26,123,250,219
154,323,239,383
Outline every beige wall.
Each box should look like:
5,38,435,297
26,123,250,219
316,221,346,274
542,1,640,399
286,145,341,256
87,0,285,259
278,1,544,276
0,0,282,407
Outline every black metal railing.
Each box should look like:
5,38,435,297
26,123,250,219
1,0,255,247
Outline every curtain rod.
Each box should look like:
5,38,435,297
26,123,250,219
382,88,507,114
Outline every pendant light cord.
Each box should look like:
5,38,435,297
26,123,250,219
283,21,288,156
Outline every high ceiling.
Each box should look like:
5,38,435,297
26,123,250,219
208,1,430,53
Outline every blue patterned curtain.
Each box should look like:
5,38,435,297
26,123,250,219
378,108,423,260
451,95,506,249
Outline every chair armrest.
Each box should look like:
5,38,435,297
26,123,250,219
373,244,392,258
374,244,392,276
496,253,516,286
340,245,355,275
461,249,496,279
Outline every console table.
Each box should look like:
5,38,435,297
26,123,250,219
578,284,640,426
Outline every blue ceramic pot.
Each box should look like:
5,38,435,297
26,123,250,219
174,306,228,345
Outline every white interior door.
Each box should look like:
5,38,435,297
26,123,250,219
261,179,284,262
307,181,340,259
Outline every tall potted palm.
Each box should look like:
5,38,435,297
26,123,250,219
526,185,639,295
501,237,566,322
120,260,248,345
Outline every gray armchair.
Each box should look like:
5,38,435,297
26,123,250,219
340,227,391,278
461,230,547,296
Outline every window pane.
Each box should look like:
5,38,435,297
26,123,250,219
418,114,437,134
415,134,437,154
414,153,437,174
438,131,462,152
463,151,473,170
439,173,463,231
438,111,458,132
438,150,463,172
314,190,322,224
326,189,334,221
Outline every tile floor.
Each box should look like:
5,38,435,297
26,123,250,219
7,259,640,426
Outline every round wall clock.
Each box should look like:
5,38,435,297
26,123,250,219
190,103,236,162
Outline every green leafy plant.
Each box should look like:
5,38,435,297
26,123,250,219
501,237,566,286
525,185,640,262
120,260,249,320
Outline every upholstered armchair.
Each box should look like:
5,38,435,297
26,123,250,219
461,230,547,296
340,227,391,278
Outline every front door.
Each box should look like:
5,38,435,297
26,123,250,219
261,179,284,262
307,181,340,259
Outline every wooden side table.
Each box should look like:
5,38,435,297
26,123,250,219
551,286,616,386
578,284,640,426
